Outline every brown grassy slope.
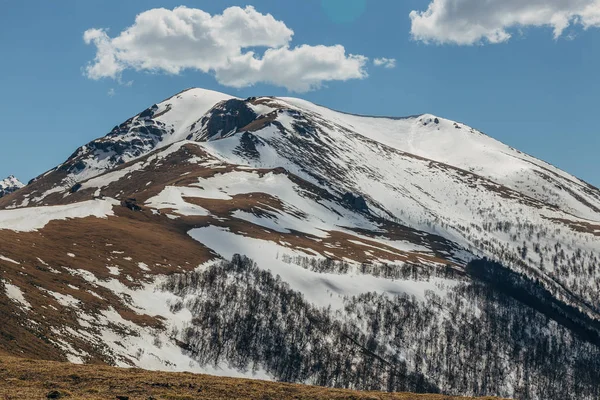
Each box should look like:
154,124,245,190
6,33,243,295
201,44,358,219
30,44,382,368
0,356,507,400
0,207,214,362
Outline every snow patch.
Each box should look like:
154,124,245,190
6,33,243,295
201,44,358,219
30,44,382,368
0,199,119,232
0,255,20,265
2,281,31,310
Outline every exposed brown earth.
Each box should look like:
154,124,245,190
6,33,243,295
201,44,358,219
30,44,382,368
544,216,600,237
0,356,508,400
0,208,214,362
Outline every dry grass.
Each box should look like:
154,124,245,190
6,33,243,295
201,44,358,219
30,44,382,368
0,209,213,362
0,356,507,400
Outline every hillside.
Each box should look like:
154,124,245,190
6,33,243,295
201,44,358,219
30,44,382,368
1,88,599,400
0,356,506,400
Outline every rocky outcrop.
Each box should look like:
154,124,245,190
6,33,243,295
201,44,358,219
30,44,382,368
342,192,369,212
188,99,257,141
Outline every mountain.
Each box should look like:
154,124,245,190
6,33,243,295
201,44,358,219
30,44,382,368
1,88,599,400
0,175,24,198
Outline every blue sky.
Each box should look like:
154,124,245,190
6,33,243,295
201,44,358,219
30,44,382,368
1,0,598,186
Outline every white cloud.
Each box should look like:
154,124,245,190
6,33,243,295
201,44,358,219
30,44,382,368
373,58,396,69
410,0,600,45
107,88,115,97
83,6,368,92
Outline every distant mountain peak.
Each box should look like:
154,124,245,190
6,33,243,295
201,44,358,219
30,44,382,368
0,175,24,198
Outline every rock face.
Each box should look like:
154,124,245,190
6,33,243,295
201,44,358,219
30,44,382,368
342,192,369,212
1,88,600,400
24,88,234,190
188,99,258,141
0,175,24,198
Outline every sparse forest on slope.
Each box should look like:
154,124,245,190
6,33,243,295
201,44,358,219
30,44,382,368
162,255,600,399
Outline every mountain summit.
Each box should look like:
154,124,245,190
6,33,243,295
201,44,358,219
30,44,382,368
1,88,599,399
0,175,24,198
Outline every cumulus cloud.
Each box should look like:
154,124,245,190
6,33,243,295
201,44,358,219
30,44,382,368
410,0,600,45
83,6,369,92
373,58,396,69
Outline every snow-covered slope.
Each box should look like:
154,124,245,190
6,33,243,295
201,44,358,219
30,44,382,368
191,96,600,315
1,88,599,400
0,175,24,198
279,97,600,220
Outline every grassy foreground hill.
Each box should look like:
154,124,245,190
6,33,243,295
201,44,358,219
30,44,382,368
0,356,506,400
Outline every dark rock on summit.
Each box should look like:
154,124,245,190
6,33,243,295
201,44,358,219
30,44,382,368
193,99,257,141
139,104,158,119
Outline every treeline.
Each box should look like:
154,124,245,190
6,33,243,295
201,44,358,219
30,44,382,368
466,257,600,346
279,254,465,282
385,201,600,314
161,255,600,400
454,213,600,313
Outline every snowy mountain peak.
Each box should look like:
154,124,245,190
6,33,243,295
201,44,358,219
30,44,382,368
9,87,600,221
45,88,236,184
0,175,24,198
